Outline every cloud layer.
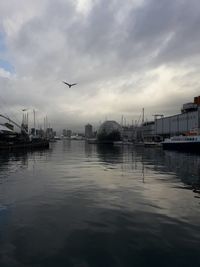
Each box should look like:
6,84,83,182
0,0,200,131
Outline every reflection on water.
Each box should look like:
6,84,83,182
0,151,28,175
138,147,200,190
97,144,123,164
0,150,52,182
0,141,200,267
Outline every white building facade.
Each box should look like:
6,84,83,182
155,106,200,137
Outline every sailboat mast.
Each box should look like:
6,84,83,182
33,110,36,130
142,108,144,125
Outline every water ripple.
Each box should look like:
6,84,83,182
0,141,200,266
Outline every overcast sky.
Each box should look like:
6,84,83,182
0,0,200,131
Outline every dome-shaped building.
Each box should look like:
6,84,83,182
97,120,122,142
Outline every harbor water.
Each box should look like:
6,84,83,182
0,140,200,267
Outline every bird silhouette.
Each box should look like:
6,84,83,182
62,81,77,88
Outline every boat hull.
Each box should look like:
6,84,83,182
0,140,49,151
162,142,200,152
144,142,162,147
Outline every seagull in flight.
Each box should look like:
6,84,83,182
62,81,77,88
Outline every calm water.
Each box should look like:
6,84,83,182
0,141,200,267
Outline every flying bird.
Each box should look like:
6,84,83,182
62,81,77,88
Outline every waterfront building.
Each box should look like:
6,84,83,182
98,121,122,135
63,129,67,137
122,126,136,141
98,120,122,142
85,124,93,138
141,121,156,141
135,96,200,141
155,96,200,138
66,130,72,138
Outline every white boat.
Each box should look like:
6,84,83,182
162,135,200,152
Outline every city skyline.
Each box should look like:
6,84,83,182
0,0,200,130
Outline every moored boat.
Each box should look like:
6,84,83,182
0,139,49,151
144,142,162,147
113,141,134,146
0,114,49,151
162,135,200,152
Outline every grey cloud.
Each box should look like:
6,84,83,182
6,0,200,70
9,0,200,78
1,0,200,130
